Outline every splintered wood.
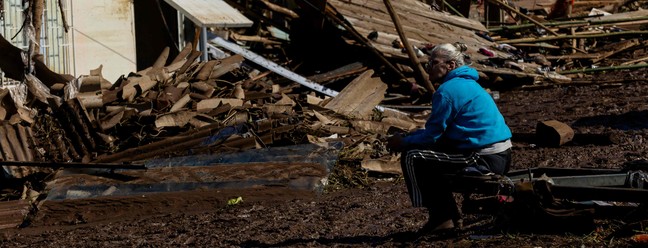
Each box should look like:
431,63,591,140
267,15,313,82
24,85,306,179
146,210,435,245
324,70,386,120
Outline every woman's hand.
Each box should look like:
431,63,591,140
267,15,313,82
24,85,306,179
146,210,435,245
386,133,404,153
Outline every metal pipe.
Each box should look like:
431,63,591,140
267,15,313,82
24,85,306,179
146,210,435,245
200,25,207,61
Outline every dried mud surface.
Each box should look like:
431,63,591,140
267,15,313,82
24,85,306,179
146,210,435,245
3,70,648,247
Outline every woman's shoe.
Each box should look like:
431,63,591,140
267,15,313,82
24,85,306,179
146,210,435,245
417,218,455,236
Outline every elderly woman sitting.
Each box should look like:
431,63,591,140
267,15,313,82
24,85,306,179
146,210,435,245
387,43,513,235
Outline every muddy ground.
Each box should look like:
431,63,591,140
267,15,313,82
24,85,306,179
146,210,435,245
3,68,648,247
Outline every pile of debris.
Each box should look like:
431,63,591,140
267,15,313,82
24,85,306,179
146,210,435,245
0,38,410,227
223,0,647,88
485,0,648,87
0,0,647,229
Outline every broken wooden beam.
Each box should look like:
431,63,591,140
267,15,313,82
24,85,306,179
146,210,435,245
536,120,574,147
499,31,648,44
591,39,641,63
260,0,299,18
488,14,648,33
382,0,433,93
324,70,387,119
559,63,648,75
230,33,282,45
308,62,367,84
621,55,648,65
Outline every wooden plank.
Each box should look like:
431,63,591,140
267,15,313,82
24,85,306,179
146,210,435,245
230,33,283,45
477,65,571,84
162,0,253,28
350,120,390,134
260,0,299,18
361,159,401,174
545,54,600,60
324,70,387,119
308,62,367,84
621,55,648,65
591,38,641,63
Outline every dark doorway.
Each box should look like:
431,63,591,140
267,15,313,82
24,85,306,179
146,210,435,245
133,0,180,71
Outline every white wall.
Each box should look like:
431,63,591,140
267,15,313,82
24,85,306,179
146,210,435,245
71,0,136,83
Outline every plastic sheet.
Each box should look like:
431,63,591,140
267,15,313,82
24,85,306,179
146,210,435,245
146,142,343,172
47,178,323,200
45,142,343,201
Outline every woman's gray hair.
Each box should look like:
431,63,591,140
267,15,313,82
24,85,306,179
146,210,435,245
430,43,468,66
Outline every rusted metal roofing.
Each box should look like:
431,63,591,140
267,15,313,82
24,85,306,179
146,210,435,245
163,0,253,28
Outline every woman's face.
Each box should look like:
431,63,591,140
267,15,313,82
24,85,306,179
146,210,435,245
425,53,456,83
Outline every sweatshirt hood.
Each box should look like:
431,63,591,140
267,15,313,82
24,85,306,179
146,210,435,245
444,65,479,82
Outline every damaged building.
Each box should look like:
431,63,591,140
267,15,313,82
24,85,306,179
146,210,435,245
0,0,647,235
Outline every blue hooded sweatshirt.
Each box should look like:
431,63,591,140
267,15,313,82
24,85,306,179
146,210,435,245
402,65,512,150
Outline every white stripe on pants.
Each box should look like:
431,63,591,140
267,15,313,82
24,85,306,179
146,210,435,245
403,149,479,207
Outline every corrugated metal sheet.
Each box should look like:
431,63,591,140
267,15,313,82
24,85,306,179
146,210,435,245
163,0,253,28
0,122,51,179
